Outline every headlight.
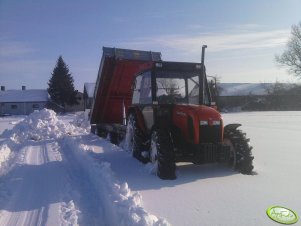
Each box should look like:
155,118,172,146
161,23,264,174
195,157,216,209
200,120,208,126
212,120,221,126
155,62,163,68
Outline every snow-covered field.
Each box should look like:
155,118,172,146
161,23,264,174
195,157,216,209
0,110,300,226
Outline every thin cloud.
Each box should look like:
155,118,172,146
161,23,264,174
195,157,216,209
0,59,52,75
229,23,264,30
121,29,289,53
112,17,130,23
0,58,53,89
220,67,297,83
187,23,263,32
187,24,206,30
0,40,35,57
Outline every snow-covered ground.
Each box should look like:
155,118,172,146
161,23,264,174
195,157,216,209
0,110,300,226
0,110,168,226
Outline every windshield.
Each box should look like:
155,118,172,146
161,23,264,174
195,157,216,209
156,72,210,105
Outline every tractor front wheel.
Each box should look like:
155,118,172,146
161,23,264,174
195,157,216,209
223,125,254,174
150,127,176,180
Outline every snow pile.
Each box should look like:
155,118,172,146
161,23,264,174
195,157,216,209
0,109,86,175
60,200,80,226
0,139,18,176
63,136,170,226
2,109,86,143
0,112,170,225
71,111,91,132
0,144,11,168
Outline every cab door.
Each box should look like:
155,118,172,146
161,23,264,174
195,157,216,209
132,71,154,131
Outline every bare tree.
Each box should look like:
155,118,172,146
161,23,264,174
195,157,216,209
275,22,301,78
157,78,181,95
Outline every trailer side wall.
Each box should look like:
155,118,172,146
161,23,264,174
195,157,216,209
90,47,161,124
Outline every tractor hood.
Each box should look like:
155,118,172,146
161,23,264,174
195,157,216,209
172,104,222,124
172,104,223,144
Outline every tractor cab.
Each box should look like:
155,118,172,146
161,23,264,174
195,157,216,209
132,61,212,107
130,60,222,144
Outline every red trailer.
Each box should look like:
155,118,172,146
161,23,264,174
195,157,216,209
90,47,161,141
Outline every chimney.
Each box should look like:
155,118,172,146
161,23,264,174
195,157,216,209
1,86,5,91
22,86,26,90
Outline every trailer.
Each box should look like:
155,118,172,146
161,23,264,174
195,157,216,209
90,47,161,142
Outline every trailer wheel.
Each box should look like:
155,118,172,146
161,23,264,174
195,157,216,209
150,127,176,180
109,132,119,145
125,113,148,163
95,127,108,138
223,125,254,174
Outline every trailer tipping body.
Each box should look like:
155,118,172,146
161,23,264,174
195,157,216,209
90,47,161,125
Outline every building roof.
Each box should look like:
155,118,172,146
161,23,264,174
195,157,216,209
0,89,49,103
218,83,296,97
84,83,95,98
218,83,268,96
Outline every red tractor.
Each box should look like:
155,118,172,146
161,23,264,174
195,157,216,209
91,46,254,180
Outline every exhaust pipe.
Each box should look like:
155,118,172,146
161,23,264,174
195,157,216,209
199,45,207,105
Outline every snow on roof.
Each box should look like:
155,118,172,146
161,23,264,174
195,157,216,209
218,83,273,96
0,89,49,103
84,83,95,98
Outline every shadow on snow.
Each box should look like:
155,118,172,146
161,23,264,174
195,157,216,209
76,134,243,191
0,161,70,212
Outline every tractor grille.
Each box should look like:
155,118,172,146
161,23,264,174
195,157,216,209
199,125,222,143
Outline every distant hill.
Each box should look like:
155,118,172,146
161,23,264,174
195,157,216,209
218,83,295,96
216,83,301,111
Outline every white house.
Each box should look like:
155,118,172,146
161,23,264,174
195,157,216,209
0,86,49,115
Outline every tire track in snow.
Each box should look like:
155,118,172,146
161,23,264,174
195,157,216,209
1,206,48,226
0,140,78,226
60,139,107,226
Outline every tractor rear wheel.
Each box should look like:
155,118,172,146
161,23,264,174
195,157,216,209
150,127,176,180
223,125,254,174
124,113,148,163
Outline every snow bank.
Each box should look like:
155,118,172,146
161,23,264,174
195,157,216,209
63,136,170,226
71,111,91,133
2,109,86,143
0,144,11,168
0,109,85,175
0,139,18,176
0,110,170,225
60,200,80,226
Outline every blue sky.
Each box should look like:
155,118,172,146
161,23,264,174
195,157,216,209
0,0,300,91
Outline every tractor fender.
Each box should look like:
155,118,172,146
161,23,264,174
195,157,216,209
224,123,242,131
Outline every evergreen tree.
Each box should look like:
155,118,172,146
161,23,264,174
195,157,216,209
48,56,78,109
